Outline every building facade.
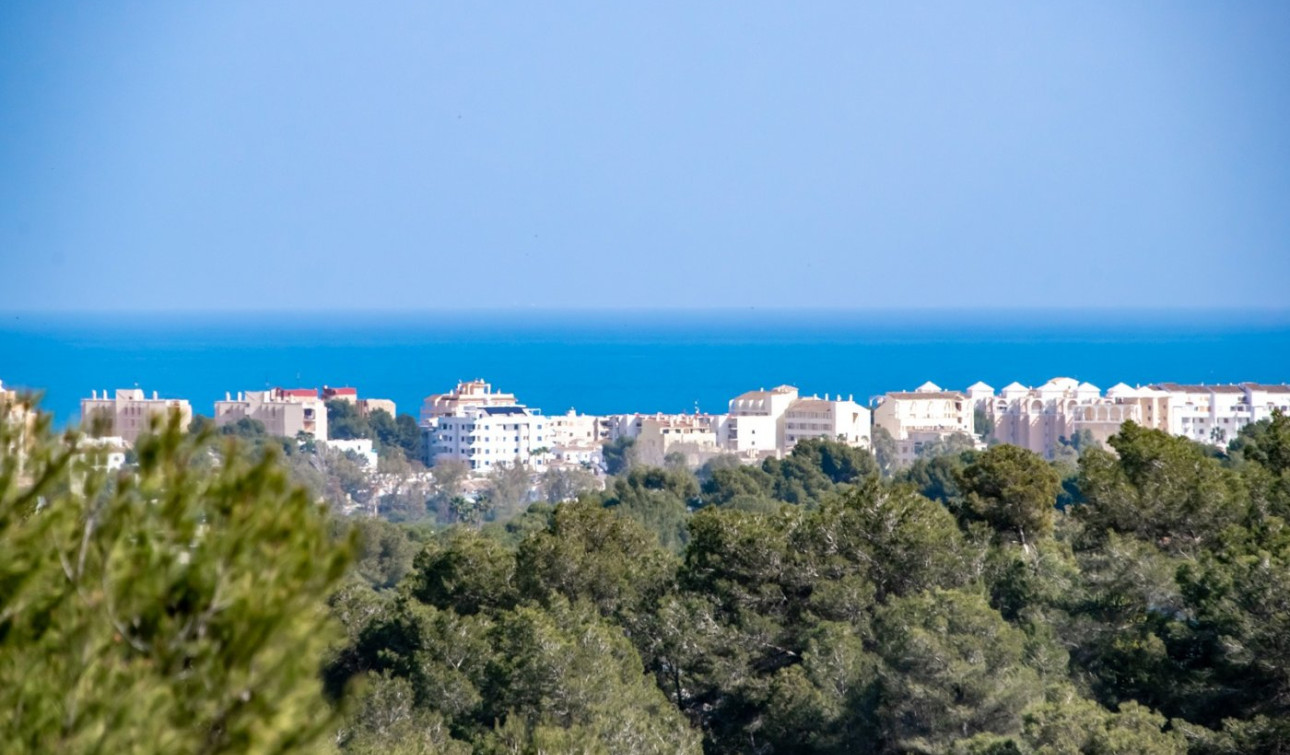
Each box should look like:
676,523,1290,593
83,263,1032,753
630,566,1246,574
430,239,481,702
424,405,548,471
783,396,871,450
635,413,723,466
80,388,193,445
420,379,519,424
419,380,549,470
214,388,328,441
1148,382,1290,448
983,378,1137,459
871,382,974,466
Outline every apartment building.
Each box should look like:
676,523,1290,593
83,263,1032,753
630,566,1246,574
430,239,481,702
419,380,549,470
783,395,871,449
871,382,974,466
546,410,602,448
985,378,1137,459
635,413,723,466
214,387,328,440
721,385,873,458
425,406,548,471
725,385,799,456
1148,382,1290,448
421,379,519,423
80,388,193,445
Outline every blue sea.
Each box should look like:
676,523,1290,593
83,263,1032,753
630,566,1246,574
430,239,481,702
1,309,1288,428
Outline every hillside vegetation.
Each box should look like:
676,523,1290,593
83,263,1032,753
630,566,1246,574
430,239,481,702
4,393,1290,753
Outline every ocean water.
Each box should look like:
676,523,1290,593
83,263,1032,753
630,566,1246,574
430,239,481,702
1,309,1288,428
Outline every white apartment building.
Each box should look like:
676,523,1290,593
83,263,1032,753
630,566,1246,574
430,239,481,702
968,379,1290,455
1244,383,1290,423
872,382,974,466
783,395,871,450
722,385,872,458
214,388,329,441
1148,382,1290,448
725,386,800,456
425,405,548,471
551,443,603,468
419,380,550,470
600,414,645,443
80,388,193,445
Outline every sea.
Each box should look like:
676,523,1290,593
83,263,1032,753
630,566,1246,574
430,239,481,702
1,309,1288,428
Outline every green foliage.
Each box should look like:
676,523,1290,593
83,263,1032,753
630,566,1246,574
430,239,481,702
321,419,1290,755
917,431,977,461
871,426,899,477
1076,422,1247,553
787,437,880,485
0,408,352,754
345,517,418,590
407,528,520,615
959,444,1062,544
1227,410,1290,475
481,460,532,522
975,405,996,442
602,436,638,476
327,399,370,441
1021,696,1185,754
19,396,1290,755
516,499,675,621
539,464,598,503
874,589,1045,751
481,600,700,753
899,447,973,508
602,465,698,551
326,401,423,463
804,480,979,602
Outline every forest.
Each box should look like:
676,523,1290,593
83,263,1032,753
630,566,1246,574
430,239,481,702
2,392,1289,754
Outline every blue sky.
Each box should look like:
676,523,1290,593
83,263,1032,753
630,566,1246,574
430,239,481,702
1,2,1287,311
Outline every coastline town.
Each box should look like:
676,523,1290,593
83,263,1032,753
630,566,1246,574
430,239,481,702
4,376,1289,513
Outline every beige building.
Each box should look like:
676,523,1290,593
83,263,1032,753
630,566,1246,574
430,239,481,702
635,413,723,466
546,410,602,448
421,379,518,424
80,388,193,445
214,387,328,440
973,378,1290,456
542,410,605,470
986,378,1135,459
872,382,974,466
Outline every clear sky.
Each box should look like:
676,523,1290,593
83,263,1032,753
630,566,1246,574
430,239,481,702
1,2,1287,311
